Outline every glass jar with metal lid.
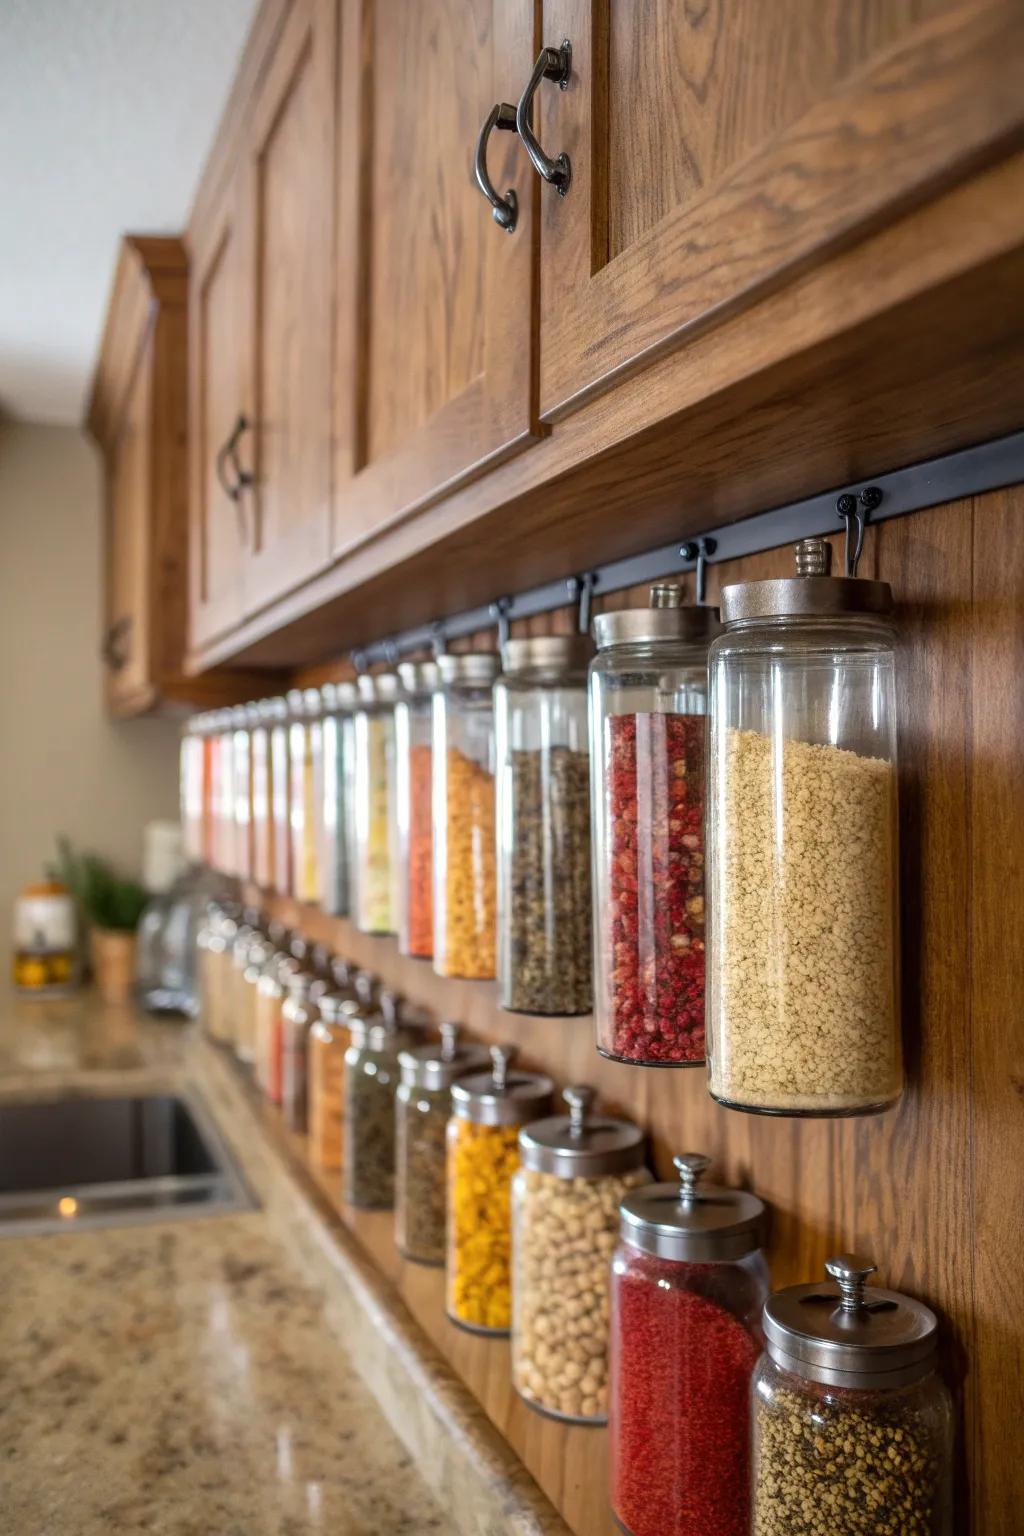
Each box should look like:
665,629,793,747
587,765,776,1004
433,651,500,980
707,537,900,1117
235,934,270,1066
590,584,719,1067
265,696,292,895
213,710,236,875
231,704,253,883
250,699,273,889
447,1044,553,1334
512,1086,648,1424
343,995,423,1209
255,949,297,1103
226,920,258,1051
288,688,324,905
394,660,440,960
395,1022,489,1265
496,636,593,1017
752,1256,952,1536
318,680,357,917
609,1153,768,1536
280,969,318,1133
180,716,205,864
308,989,361,1170
352,673,400,933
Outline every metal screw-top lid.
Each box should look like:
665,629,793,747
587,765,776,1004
519,1085,646,1179
353,970,380,1009
592,585,720,650
619,1153,766,1262
302,687,322,717
286,687,305,715
399,1021,490,1090
261,695,288,723
356,672,401,705
763,1255,939,1389
243,939,270,980
397,660,441,697
436,651,500,687
290,935,309,963
285,969,315,1001
330,957,356,993
451,1044,554,1126
231,925,256,969
500,634,594,680
720,538,893,623
317,992,360,1026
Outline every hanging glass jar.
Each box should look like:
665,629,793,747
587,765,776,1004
308,988,360,1170
447,1045,552,1335
200,713,218,865
231,704,253,883
610,1154,769,1536
250,699,273,889
288,688,323,904
255,949,296,1104
395,1022,489,1265
180,716,205,865
214,710,236,875
343,997,421,1209
280,969,318,1133
707,537,900,1116
433,652,500,980
395,660,439,960
266,696,292,895
496,636,593,1015
590,585,718,1066
353,673,400,934
318,680,357,918
753,1256,952,1536
512,1086,648,1423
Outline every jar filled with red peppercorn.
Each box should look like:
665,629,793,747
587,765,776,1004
610,1153,768,1536
590,585,719,1065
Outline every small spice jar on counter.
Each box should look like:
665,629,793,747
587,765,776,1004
495,636,593,1016
343,994,422,1209
753,1256,952,1536
352,673,400,933
308,989,360,1170
394,660,439,960
198,905,237,1043
512,1086,648,1423
447,1045,552,1335
433,652,500,980
590,585,718,1066
706,537,900,1116
289,688,324,905
280,969,318,1133
610,1153,768,1536
395,1022,489,1265
318,681,357,917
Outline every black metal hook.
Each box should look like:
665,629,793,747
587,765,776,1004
490,595,513,648
430,621,447,659
567,571,597,635
836,487,881,576
382,639,400,667
350,648,368,675
679,536,718,605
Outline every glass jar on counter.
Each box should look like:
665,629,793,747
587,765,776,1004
255,950,297,1104
352,673,400,933
591,585,717,1066
266,696,292,895
226,921,258,1051
496,636,593,1016
280,969,318,1133
395,1022,489,1265
447,1045,552,1335
610,1154,769,1536
433,652,500,979
289,688,324,904
707,538,900,1116
395,660,439,960
753,1256,952,1536
250,699,273,889
231,704,253,883
199,906,237,1042
318,681,357,917
343,998,422,1209
512,1086,648,1423
308,990,360,1170
235,936,269,1066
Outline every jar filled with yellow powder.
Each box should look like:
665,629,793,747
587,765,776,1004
353,673,400,933
447,1044,552,1335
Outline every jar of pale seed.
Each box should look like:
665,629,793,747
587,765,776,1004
707,536,901,1116
512,1086,649,1424
753,1255,953,1536
352,673,401,934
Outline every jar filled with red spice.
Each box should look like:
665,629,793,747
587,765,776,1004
590,585,719,1065
395,660,439,959
610,1153,768,1536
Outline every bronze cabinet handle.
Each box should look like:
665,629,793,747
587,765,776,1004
516,40,572,196
474,102,519,232
102,615,132,672
214,412,254,542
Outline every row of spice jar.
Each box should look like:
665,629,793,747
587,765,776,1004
186,534,903,1118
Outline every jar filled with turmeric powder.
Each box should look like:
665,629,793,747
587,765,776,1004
308,989,360,1171
432,652,500,980
447,1044,552,1335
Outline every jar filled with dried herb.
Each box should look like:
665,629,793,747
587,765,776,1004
352,673,400,934
395,1022,489,1264
495,636,593,1016
343,994,423,1209
395,661,439,959
432,652,500,979
590,586,719,1065
753,1256,952,1536
707,538,901,1115
318,681,357,918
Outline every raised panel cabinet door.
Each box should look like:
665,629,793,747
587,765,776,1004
241,0,336,616
104,344,152,710
188,172,248,648
332,0,537,558
533,0,1024,420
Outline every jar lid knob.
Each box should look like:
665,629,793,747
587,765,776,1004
563,1085,595,1137
439,1021,460,1062
649,582,683,609
673,1152,711,1203
354,970,378,1005
379,989,404,1025
794,536,831,577
490,1043,518,1091
825,1253,878,1313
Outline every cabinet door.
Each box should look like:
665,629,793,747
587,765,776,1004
241,0,335,615
104,346,152,710
332,0,537,557
535,0,1024,420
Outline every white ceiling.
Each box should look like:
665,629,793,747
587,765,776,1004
0,0,258,426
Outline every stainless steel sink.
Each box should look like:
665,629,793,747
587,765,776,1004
0,1090,254,1235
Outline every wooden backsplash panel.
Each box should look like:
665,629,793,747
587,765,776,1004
277,487,1022,1534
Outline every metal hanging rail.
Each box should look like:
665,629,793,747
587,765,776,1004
351,430,1024,667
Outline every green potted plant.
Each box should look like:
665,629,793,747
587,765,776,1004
51,838,149,1005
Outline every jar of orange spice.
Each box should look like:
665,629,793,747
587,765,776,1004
395,660,439,959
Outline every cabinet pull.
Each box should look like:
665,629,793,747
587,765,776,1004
102,616,132,673
516,40,572,196
474,102,519,231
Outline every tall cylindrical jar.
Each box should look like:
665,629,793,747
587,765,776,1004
214,710,236,875
590,585,718,1065
753,1256,952,1536
433,652,500,980
255,950,296,1103
280,969,318,1133
343,1000,421,1209
235,935,269,1066
308,989,359,1170
512,1087,649,1423
352,673,400,933
231,704,253,883
394,661,439,960
707,538,900,1116
447,1045,552,1335
496,636,593,1015
226,921,257,1051
250,699,274,889
289,688,323,904
180,717,205,864
267,696,292,895
395,1022,489,1265
318,680,357,917
610,1154,769,1536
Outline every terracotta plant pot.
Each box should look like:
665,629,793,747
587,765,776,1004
89,927,137,1006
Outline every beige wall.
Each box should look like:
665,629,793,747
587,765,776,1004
0,421,181,929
